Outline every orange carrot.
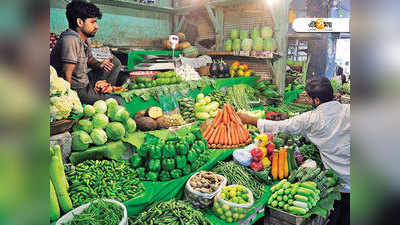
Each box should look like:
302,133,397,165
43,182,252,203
224,125,229,145
236,124,246,143
203,126,212,138
231,122,239,145
211,110,223,128
205,127,215,140
208,126,220,144
218,125,225,144
223,106,228,125
227,123,232,146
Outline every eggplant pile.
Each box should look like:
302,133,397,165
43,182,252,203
209,59,230,78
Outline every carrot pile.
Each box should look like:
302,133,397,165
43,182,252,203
202,103,252,149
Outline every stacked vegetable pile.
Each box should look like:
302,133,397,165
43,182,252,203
268,179,320,216
69,99,135,164
134,106,174,131
128,71,182,90
178,97,196,123
208,90,226,106
130,128,210,182
226,84,258,111
62,199,124,225
265,102,313,117
255,79,282,105
185,171,226,209
229,61,254,77
194,93,220,120
131,198,212,225
50,66,83,122
154,71,182,86
202,103,252,149
50,145,73,222
270,146,298,181
225,27,276,52
248,134,274,171
213,185,254,222
212,161,266,200
66,160,144,206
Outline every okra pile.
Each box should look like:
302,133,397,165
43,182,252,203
130,198,212,225
66,160,145,206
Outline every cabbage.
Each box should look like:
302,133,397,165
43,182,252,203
240,30,249,40
84,105,96,117
71,131,92,151
209,110,218,118
105,122,126,140
241,39,253,51
194,103,208,112
124,118,136,133
196,93,205,102
204,96,211,104
90,128,108,146
230,29,239,39
93,100,107,114
261,26,273,38
208,102,219,111
253,37,263,51
92,113,109,129
198,99,207,106
232,39,241,51
224,40,232,51
251,28,260,39
73,119,93,133
111,106,130,122
263,38,276,51
105,98,118,107
195,112,210,120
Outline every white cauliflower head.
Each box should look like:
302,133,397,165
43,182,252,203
50,96,73,121
67,90,83,115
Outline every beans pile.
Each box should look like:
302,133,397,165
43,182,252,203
130,199,211,225
67,160,145,206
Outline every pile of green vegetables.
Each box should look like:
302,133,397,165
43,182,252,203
208,90,226,107
130,128,211,182
66,160,144,206
62,199,123,225
226,84,256,111
178,97,196,123
298,143,323,169
212,161,267,199
265,102,313,117
331,79,350,95
255,80,281,100
70,98,136,164
130,198,212,225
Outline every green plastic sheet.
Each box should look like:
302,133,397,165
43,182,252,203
121,50,182,71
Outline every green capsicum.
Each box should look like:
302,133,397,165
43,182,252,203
191,160,201,171
191,128,203,140
148,159,161,172
149,145,162,159
182,164,191,175
138,143,150,157
145,171,159,181
162,143,176,158
186,133,196,145
192,140,206,154
162,158,175,171
187,149,198,164
176,141,189,155
130,153,143,168
159,171,171,181
201,138,208,149
136,167,146,179
176,155,187,169
170,169,182,179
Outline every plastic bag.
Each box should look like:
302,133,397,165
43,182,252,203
233,149,252,167
212,185,254,222
184,171,227,209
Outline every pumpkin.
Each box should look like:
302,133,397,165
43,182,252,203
183,46,199,58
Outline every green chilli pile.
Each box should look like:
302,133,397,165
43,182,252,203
67,160,145,206
130,199,211,225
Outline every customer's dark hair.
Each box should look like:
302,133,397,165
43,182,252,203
305,76,334,103
66,0,102,29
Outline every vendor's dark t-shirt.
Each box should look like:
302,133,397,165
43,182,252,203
50,29,92,90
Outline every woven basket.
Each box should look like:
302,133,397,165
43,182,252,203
50,119,76,136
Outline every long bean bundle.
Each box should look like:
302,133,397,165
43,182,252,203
212,161,265,199
130,199,211,225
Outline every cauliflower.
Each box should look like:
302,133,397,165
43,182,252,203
67,90,83,115
50,96,73,121
50,66,58,82
50,77,71,97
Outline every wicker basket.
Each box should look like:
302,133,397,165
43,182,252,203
50,119,77,136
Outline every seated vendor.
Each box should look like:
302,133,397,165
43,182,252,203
239,76,350,225
50,0,122,105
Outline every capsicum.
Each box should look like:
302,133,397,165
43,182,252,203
149,145,162,159
146,171,159,181
261,156,271,168
162,143,176,158
251,148,263,161
250,160,264,171
136,167,146,179
186,133,196,145
191,128,203,140
138,143,150,157
159,171,171,181
176,155,187,169
170,169,183,179
162,158,175,171
182,164,191,175
187,149,198,164
193,140,206,154
176,142,189,155
148,159,161,172
130,153,143,168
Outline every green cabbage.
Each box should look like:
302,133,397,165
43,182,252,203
124,118,137,133
93,100,107,114
225,40,232,51
105,98,118,107
90,128,108,146
208,102,219,111
253,37,263,51
105,122,126,140
251,28,260,39
241,39,253,51
263,38,276,51
230,29,239,39
110,106,130,123
195,112,210,120
92,113,109,129
209,110,218,118
232,39,241,51
261,26,273,38
240,30,249,40
73,119,93,133
71,131,92,151
84,105,96,117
